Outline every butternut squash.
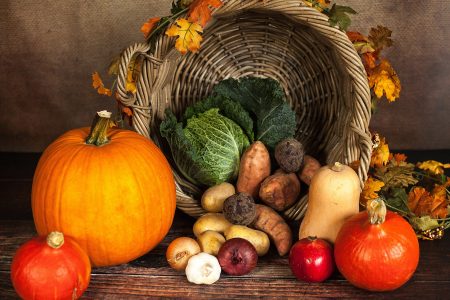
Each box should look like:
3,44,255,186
299,162,360,243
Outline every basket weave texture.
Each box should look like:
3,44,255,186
116,0,372,220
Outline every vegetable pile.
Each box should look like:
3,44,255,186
160,77,296,187
162,77,324,284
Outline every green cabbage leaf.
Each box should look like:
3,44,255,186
160,108,249,187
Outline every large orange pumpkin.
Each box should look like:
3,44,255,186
32,111,176,267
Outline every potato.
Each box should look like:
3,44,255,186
201,183,236,213
236,141,271,198
193,213,232,237
298,155,321,185
259,170,301,211
197,230,226,256
224,225,270,256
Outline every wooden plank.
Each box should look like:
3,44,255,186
1,220,449,298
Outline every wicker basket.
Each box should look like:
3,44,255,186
115,0,372,220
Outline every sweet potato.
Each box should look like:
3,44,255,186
298,155,321,185
236,141,271,198
259,170,300,211
251,204,292,256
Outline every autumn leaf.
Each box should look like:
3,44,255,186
327,4,357,31
430,185,449,218
303,0,331,12
370,136,390,168
141,17,161,39
408,186,448,219
166,18,203,54
188,0,222,27
368,59,401,102
362,52,377,70
92,72,112,96
347,31,367,42
408,187,433,217
375,163,418,189
417,160,450,175
410,216,440,231
388,153,408,167
361,177,385,205
385,188,409,214
368,25,393,51
125,55,142,94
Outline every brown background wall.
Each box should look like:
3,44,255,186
0,0,449,152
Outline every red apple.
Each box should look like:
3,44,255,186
289,236,334,282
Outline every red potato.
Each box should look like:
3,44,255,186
298,155,321,185
236,141,271,198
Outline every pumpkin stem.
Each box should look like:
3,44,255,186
85,110,113,146
331,162,344,172
47,231,65,249
367,198,387,225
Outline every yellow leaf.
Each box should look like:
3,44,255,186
92,72,112,97
188,0,223,27
166,18,203,54
368,60,401,102
303,0,331,12
361,177,385,205
371,137,390,168
417,160,450,175
141,17,161,39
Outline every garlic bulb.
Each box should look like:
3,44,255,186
185,252,221,285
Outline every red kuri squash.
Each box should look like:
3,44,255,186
334,198,420,291
11,231,91,300
32,111,176,267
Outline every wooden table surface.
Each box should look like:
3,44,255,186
1,152,449,299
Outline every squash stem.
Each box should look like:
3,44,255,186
47,231,64,249
86,110,113,146
331,162,344,172
367,198,387,225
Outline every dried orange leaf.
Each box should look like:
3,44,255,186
141,17,161,39
408,187,432,217
417,160,450,175
92,72,112,96
361,177,385,204
370,136,390,168
188,0,222,27
166,18,203,54
408,186,448,219
362,52,377,70
368,59,401,102
430,185,449,219
122,106,133,118
368,25,393,51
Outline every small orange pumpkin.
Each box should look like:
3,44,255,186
32,111,176,267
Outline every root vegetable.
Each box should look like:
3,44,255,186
223,193,256,225
201,183,235,213
251,204,292,256
259,170,301,211
185,252,221,285
197,231,226,256
236,141,271,198
275,138,305,173
224,225,270,256
298,155,321,185
193,213,232,237
166,237,201,271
